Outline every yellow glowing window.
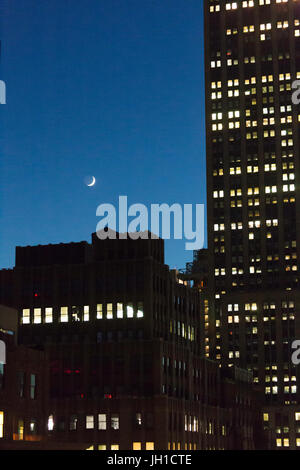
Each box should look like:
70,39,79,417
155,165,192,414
133,442,142,450
0,412,3,438
60,307,68,323
22,309,30,325
97,304,103,319
117,303,123,319
107,303,113,320
146,442,155,450
276,439,282,447
111,444,119,450
18,420,24,441
98,445,107,450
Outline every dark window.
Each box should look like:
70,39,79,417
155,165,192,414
30,374,36,399
70,415,78,431
18,371,25,398
0,364,4,390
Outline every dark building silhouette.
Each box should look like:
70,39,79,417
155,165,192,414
0,305,46,448
0,233,264,449
204,0,300,449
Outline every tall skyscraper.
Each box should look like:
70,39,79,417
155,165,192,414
204,0,300,449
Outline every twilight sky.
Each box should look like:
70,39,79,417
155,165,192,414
0,0,206,270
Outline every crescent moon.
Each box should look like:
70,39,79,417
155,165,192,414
87,176,96,187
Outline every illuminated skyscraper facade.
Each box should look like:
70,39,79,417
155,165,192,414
204,0,300,449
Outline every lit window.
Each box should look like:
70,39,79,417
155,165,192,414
86,415,94,429
276,438,282,448
111,444,119,450
22,309,30,325
33,308,42,324
45,307,53,324
29,419,37,434
117,303,123,319
107,303,113,320
97,304,103,319
60,307,68,323
48,415,54,431
137,302,144,318
98,414,107,430
71,306,80,322
133,442,142,450
111,414,119,430
127,303,134,318
84,306,89,322
146,442,155,450
0,412,3,438
135,413,142,426
18,419,24,441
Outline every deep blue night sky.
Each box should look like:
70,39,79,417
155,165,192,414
0,0,206,270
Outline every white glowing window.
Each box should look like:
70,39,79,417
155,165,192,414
22,309,30,325
33,308,42,324
107,303,113,319
127,304,134,318
86,415,94,429
84,306,89,322
45,307,53,324
117,303,123,319
71,306,80,322
137,302,144,318
98,414,107,430
60,307,68,323
48,415,54,431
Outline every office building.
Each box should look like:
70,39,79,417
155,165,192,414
0,233,264,449
204,0,300,449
